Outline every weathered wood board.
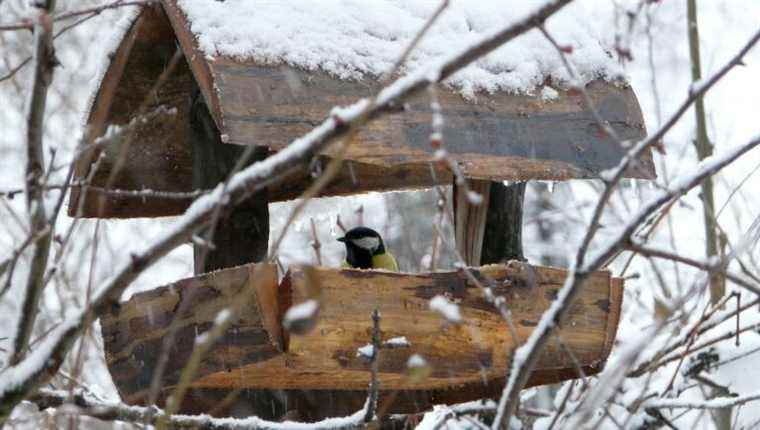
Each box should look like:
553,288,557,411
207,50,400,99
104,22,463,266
70,2,655,219
69,5,449,219
208,59,653,181
101,261,623,419
69,4,195,219
164,0,654,182
100,263,281,406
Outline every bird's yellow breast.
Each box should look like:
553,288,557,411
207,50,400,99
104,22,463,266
372,252,399,271
341,252,399,271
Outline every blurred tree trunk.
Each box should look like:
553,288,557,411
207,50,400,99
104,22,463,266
688,2,729,428
687,0,723,305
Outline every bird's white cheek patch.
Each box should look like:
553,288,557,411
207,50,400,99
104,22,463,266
352,237,380,251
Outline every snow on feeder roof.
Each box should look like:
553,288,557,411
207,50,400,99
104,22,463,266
70,1,656,219
176,0,622,98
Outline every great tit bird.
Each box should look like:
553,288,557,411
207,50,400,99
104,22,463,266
337,226,398,271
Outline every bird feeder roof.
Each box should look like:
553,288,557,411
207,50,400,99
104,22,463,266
71,1,656,219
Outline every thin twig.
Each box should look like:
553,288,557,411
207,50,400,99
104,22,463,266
0,0,152,32
0,1,584,421
491,30,760,427
364,309,381,423
628,243,760,296
310,218,323,266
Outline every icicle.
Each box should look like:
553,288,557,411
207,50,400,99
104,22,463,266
548,181,555,193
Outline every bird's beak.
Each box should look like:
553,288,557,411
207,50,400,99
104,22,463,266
337,236,346,243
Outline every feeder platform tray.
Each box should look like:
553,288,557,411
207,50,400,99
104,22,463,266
101,261,622,420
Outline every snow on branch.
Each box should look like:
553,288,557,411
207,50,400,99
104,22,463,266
490,26,760,427
10,0,58,367
492,129,760,427
0,1,578,422
0,0,154,32
29,389,368,430
573,28,760,268
643,390,760,410
429,295,463,323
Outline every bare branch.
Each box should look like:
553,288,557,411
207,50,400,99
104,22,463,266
0,0,580,421
687,0,723,306
573,28,759,270
9,0,57,365
0,0,153,32
364,309,381,423
310,217,323,266
492,131,760,427
627,244,760,296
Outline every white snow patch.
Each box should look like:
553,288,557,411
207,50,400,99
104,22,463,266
214,308,231,325
175,0,623,97
283,299,319,324
357,344,375,358
466,190,483,205
384,336,410,348
430,295,462,323
82,6,142,124
541,86,559,101
195,331,209,346
599,167,617,182
407,354,427,368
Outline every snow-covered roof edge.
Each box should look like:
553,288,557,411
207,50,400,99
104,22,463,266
82,6,142,128
175,0,627,99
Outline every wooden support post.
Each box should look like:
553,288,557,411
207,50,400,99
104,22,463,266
187,84,281,418
482,181,526,264
455,180,526,266
189,85,270,274
454,180,491,266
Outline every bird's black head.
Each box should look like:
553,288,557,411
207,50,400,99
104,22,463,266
337,226,385,269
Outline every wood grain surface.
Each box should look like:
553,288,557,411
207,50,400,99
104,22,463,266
101,262,623,417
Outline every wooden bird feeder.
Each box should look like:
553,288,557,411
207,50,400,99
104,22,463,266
78,1,656,422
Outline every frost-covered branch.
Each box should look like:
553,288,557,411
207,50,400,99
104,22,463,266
629,296,760,378
628,243,760,296
10,0,57,366
0,0,152,32
573,28,759,270
29,389,368,430
643,390,760,410
0,1,140,83
0,185,207,200
0,0,579,422
492,132,760,428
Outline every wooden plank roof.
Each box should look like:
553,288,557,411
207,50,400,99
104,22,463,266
71,2,656,218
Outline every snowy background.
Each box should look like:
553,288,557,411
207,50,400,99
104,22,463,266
1,0,759,428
